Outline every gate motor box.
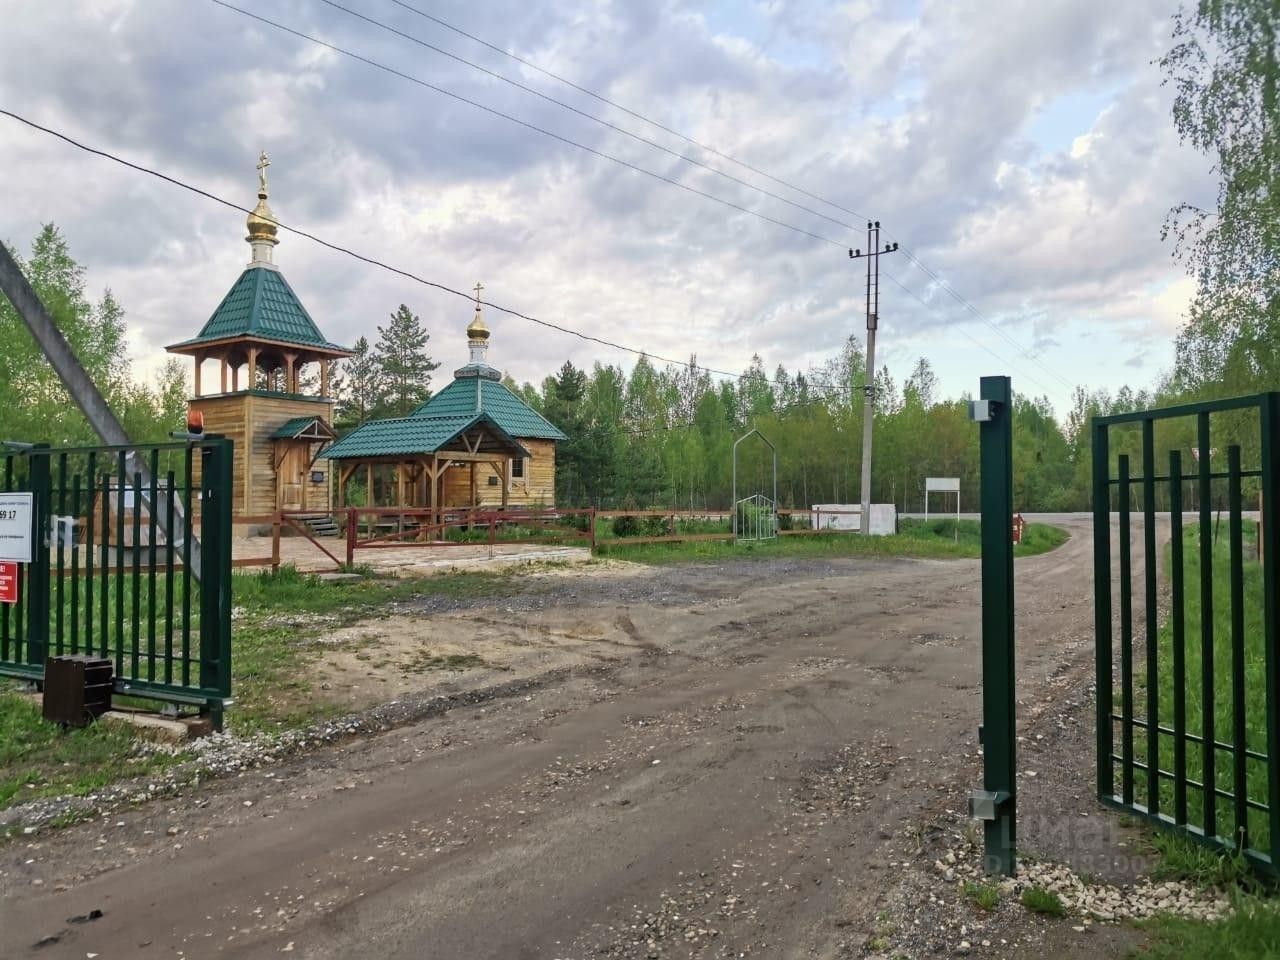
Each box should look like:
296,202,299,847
42,655,113,727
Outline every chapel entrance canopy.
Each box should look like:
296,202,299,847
321,412,532,511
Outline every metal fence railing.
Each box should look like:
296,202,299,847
0,438,234,727
1092,393,1280,873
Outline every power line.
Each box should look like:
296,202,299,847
0,107,821,393
207,0,1074,397
310,0,861,234
895,246,1075,391
208,0,841,249
0,105,1067,403
368,1,1074,394
381,0,875,223
879,268,1061,398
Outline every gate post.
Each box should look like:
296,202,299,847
27,444,51,670
198,436,233,730
969,376,1016,875
1260,393,1280,863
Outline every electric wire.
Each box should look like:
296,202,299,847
0,104,1061,402
208,0,840,248
896,246,1075,390
311,0,859,234
208,0,1077,396
380,0,876,223
0,107,841,395
371,0,1074,391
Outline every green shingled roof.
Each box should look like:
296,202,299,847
321,413,530,460
270,416,335,440
411,376,567,441
169,266,347,351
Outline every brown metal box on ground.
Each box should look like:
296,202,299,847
42,655,113,727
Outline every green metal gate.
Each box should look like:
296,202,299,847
1093,393,1280,872
0,437,234,728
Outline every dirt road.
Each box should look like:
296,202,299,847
2,517,1115,959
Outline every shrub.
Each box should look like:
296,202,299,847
961,880,999,912
611,514,640,538
558,513,590,532
641,515,670,537
1020,886,1065,916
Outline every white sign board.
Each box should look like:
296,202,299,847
0,492,34,563
810,503,897,536
923,477,960,523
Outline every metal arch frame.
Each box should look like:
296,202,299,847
732,428,777,541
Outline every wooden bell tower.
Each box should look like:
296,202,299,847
166,153,351,520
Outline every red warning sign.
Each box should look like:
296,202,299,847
0,561,16,604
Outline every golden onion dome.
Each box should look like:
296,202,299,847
467,281,490,340
245,151,279,247
246,195,279,245
467,304,490,341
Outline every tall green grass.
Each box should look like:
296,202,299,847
0,572,202,687
1133,522,1270,855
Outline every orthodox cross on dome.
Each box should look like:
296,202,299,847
466,279,491,366
246,150,279,264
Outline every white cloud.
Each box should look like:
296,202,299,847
0,0,1215,413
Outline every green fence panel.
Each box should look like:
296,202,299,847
1093,392,1280,874
0,437,233,728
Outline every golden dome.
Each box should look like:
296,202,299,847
246,195,279,245
467,281,490,340
245,151,279,247
467,304,490,341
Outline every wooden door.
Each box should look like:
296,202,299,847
276,442,309,511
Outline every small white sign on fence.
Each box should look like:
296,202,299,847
0,492,34,563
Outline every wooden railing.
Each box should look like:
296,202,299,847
229,505,869,573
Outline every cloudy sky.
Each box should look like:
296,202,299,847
0,0,1213,414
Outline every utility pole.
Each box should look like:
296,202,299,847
0,243,202,579
849,222,900,535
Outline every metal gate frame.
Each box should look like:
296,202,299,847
0,437,234,728
732,429,777,542
1092,392,1280,873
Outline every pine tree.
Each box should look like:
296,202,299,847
372,304,440,418
337,336,381,426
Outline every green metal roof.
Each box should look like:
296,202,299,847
320,413,530,460
411,376,566,441
269,416,334,440
169,266,348,352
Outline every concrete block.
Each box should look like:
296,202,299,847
317,572,363,583
101,709,205,743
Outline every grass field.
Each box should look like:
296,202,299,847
0,690,183,812
0,565,527,817
1126,523,1280,957
1134,897,1280,959
594,517,1069,564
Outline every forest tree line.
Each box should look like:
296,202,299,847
0,222,1252,516
2,0,1275,514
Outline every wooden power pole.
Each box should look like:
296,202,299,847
849,223,900,534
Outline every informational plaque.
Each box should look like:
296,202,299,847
0,492,34,563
